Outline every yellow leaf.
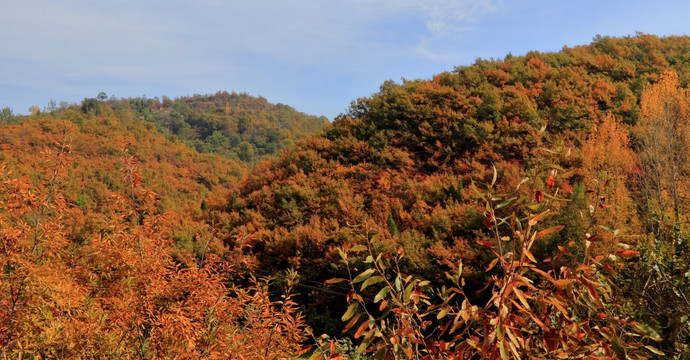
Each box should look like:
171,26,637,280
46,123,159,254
528,210,550,226
552,278,574,288
523,249,537,263
535,225,564,238
513,287,531,310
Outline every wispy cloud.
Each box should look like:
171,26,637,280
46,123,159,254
13,0,689,120
0,0,501,116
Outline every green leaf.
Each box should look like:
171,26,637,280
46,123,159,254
350,244,368,252
374,347,387,360
545,163,565,171
527,203,541,211
361,276,385,291
497,323,504,341
499,340,509,360
352,269,375,284
495,196,517,210
342,302,360,322
403,281,415,302
610,334,626,359
470,181,485,200
356,329,376,353
645,345,665,356
560,169,577,178
374,286,390,303
636,323,661,340
515,177,530,191
543,192,571,202
599,225,617,233
491,164,498,187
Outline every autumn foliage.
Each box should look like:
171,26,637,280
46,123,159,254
0,126,308,358
328,161,661,359
3,34,690,358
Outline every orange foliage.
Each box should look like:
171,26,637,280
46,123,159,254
581,114,640,250
0,139,308,358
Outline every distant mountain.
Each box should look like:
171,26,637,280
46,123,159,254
78,91,329,163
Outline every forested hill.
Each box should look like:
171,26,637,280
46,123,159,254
75,91,329,163
218,34,690,351
0,91,328,215
0,109,241,213
227,33,690,272
0,91,327,357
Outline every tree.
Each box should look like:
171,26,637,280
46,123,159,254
634,70,690,358
237,141,255,162
0,107,18,125
580,114,640,251
636,70,690,229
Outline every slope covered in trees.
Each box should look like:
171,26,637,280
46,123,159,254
78,91,329,163
226,34,688,279
0,108,241,213
216,34,690,356
0,97,319,358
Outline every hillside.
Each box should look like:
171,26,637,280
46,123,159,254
225,34,690,277
78,91,329,163
0,93,331,358
217,34,690,355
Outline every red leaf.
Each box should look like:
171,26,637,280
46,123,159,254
535,190,543,204
588,234,602,241
547,174,555,188
476,239,497,248
615,250,640,257
346,290,354,303
486,257,499,271
297,345,313,355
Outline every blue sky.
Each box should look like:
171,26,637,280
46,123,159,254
2,0,689,120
